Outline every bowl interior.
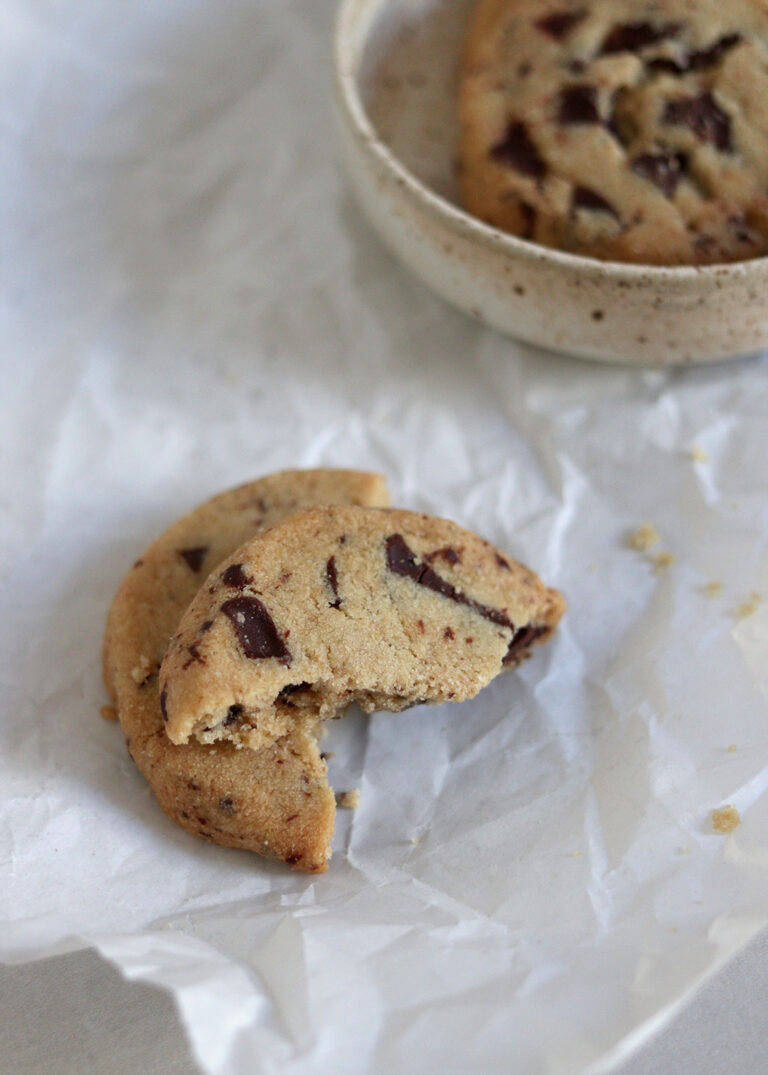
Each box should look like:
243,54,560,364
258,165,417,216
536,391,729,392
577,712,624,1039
358,0,475,210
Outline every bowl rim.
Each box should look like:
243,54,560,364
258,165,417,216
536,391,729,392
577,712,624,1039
334,0,768,284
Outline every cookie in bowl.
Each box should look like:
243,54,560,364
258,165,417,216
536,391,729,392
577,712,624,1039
458,0,768,264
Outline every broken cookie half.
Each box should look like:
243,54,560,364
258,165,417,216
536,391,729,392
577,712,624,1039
160,506,565,761
106,473,564,875
103,469,391,874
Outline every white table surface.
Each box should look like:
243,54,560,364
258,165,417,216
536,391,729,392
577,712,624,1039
3,1,768,1072
4,932,768,1075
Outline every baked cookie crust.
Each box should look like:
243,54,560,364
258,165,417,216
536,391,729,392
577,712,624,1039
160,505,565,752
459,0,768,264
103,470,390,873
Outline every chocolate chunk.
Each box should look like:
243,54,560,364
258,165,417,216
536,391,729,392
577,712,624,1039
221,596,290,661
503,625,547,664
490,121,547,179
572,185,620,221
535,10,586,40
663,92,732,152
200,619,213,633
285,852,302,865
631,150,687,197
160,689,168,722
425,546,461,566
558,85,600,125
278,682,310,703
386,534,514,630
519,201,537,239
182,643,206,670
222,563,252,589
729,215,754,244
648,34,741,75
326,556,341,608
601,21,682,55
495,554,511,571
178,546,209,573
689,33,742,70
218,797,235,815
647,57,686,75
224,704,243,726
444,626,455,640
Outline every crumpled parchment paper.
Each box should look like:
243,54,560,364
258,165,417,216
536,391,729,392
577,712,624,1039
2,2,768,1073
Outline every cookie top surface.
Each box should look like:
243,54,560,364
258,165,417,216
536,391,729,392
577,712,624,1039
160,505,565,751
459,0,768,264
103,468,390,872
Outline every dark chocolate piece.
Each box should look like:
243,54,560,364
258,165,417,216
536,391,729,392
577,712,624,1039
385,534,514,630
601,21,682,55
178,546,209,573
689,33,742,70
425,546,461,566
729,215,754,244
663,92,732,152
221,596,290,661
631,150,687,197
503,625,547,664
558,85,600,125
490,121,547,179
535,9,586,41
648,34,742,75
224,704,243,726
222,563,252,589
160,689,168,722
326,556,341,608
647,57,686,75
182,643,206,670
572,185,620,221
519,201,537,239
278,683,310,702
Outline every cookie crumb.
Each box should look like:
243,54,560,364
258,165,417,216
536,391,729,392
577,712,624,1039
335,789,360,810
735,592,761,619
702,581,723,598
130,655,153,684
712,805,740,834
652,551,675,574
100,705,118,721
409,836,421,845
688,444,709,463
628,523,660,551
727,744,738,754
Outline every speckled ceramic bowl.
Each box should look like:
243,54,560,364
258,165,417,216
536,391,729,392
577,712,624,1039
334,0,768,366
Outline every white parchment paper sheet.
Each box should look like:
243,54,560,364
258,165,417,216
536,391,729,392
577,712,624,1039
2,2,768,1073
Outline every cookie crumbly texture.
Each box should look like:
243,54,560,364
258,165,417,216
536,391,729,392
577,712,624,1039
160,505,565,751
459,0,768,264
103,470,391,873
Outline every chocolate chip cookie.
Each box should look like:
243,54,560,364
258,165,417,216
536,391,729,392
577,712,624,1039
103,470,390,873
459,0,768,264
159,506,565,752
